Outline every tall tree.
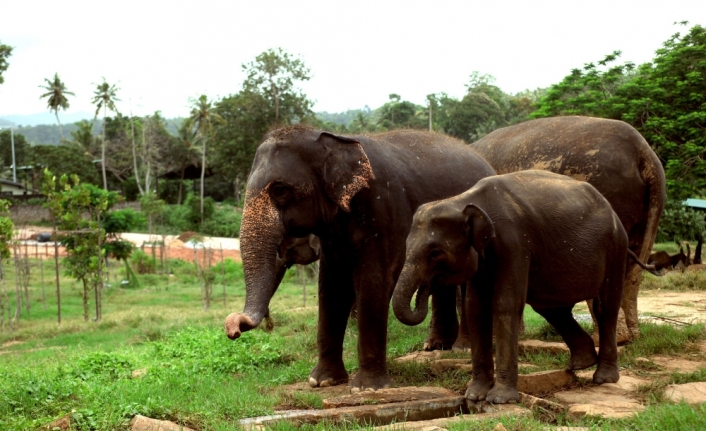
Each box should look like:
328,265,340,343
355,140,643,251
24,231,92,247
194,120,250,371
242,48,312,122
0,41,12,85
172,121,200,205
91,79,120,190
533,23,706,199
189,95,223,225
39,73,75,140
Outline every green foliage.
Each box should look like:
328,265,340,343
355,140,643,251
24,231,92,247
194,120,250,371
0,41,11,85
201,204,242,238
210,48,315,186
44,170,119,321
0,129,29,173
657,199,706,242
185,194,214,228
39,73,74,139
102,208,144,234
533,24,706,199
641,270,706,291
70,351,134,381
0,199,13,259
130,249,155,275
27,144,100,186
152,326,284,373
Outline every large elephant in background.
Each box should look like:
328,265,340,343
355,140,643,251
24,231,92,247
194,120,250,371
471,116,666,342
224,125,494,391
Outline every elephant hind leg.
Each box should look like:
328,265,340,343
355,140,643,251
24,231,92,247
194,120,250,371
533,305,597,370
592,275,623,384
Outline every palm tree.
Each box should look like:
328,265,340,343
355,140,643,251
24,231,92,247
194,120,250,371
174,120,200,205
91,79,120,190
39,73,74,140
188,95,223,225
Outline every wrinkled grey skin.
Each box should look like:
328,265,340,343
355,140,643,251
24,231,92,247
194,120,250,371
394,171,629,404
225,125,494,391
263,235,321,329
471,116,666,342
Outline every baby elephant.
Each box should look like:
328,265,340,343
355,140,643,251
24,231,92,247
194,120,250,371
392,170,656,404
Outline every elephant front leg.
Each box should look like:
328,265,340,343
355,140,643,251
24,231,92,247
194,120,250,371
424,286,459,351
351,279,392,392
453,284,472,351
485,275,524,404
309,259,354,388
465,282,494,401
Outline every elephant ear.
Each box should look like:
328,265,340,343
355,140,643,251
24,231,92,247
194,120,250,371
320,132,375,212
463,204,495,257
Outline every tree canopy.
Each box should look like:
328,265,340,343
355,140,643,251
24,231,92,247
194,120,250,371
0,41,12,85
532,23,706,199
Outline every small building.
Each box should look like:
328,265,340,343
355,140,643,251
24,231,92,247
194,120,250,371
0,178,40,197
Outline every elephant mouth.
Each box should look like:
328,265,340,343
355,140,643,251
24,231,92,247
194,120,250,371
413,284,431,313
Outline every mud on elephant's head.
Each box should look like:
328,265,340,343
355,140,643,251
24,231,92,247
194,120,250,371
392,202,495,326
225,126,374,340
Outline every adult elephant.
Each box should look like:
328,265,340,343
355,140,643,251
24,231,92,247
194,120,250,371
225,125,494,391
471,116,666,342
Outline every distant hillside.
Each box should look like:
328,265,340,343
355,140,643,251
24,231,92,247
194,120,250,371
2,117,186,145
316,106,373,127
0,111,94,127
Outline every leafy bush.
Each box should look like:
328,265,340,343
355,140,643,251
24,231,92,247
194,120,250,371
161,204,190,233
184,194,215,228
130,249,155,275
103,208,146,233
152,326,284,373
657,199,706,243
202,204,242,237
71,351,134,381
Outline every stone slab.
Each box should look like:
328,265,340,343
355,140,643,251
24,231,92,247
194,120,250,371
519,393,565,413
518,340,569,355
370,404,531,430
323,386,456,409
567,401,644,419
664,382,706,405
517,370,575,396
239,396,468,430
395,351,443,364
130,415,195,431
554,374,648,410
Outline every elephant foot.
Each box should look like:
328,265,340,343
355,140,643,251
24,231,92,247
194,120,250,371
350,369,391,393
465,377,494,401
485,385,519,404
568,349,598,371
423,330,456,351
308,361,349,388
451,336,472,352
593,365,620,385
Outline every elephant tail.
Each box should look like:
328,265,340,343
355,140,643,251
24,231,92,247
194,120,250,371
636,136,667,266
628,249,662,276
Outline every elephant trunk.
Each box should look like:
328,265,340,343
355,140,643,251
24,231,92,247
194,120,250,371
225,189,283,340
392,262,431,326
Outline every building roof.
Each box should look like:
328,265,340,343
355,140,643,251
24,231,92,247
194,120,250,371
684,198,706,210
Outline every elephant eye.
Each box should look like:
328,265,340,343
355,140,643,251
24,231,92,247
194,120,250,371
271,183,292,202
429,248,446,261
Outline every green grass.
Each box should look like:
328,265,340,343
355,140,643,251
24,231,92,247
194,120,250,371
2,254,706,430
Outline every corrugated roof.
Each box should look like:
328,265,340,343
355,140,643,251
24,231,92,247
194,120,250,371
684,198,706,209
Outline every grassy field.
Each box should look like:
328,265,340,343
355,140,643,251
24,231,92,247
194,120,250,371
1,254,706,430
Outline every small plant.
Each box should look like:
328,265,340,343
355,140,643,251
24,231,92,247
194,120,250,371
130,249,155,275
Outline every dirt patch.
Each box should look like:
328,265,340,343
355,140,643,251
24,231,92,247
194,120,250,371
650,356,706,373
638,290,706,323
1,340,23,349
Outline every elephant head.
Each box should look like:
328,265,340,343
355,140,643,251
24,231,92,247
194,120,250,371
225,127,374,339
392,202,495,326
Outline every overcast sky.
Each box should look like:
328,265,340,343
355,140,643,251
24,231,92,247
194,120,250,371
1,0,704,119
